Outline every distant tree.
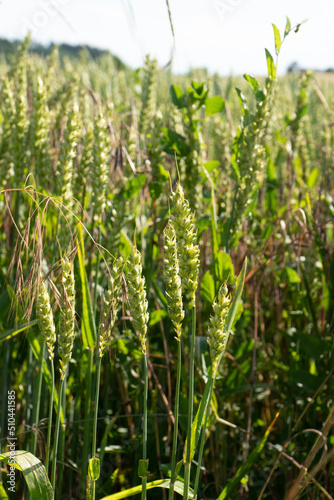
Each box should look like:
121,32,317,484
287,61,301,73
0,37,126,69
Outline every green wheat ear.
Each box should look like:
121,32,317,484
91,111,110,224
139,54,157,135
0,77,15,191
170,183,200,309
58,258,76,380
163,221,184,339
99,255,124,357
126,247,149,355
33,76,51,190
36,279,56,360
206,283,231,378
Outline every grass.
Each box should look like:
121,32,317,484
0,19,333,500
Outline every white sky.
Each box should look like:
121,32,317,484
0,0,333,75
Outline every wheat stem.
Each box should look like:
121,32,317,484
184,305,196,500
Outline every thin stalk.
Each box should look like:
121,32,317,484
45,359,55,474
10,191,21,251
169,339,182,500
81,348,94,494
26,349,33,431
208,179,218,292
52,210,60,264
51,377,65,490
91,337,102,500
225,184,239,253
184,306,196,500
141,352,148,500
92,346,101,458
82,226,100,494
31,341,45,455
56,378,66,500
93,227,102,314
193,382,213,498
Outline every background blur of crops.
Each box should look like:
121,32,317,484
0,30,333,499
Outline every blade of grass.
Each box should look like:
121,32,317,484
100,479,194,499
0,450,53,500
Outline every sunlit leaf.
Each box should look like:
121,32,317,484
272,24,282,54
205,95,225,116
0,450,53,500
265,49,276,79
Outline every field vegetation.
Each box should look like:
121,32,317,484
0,19,333,500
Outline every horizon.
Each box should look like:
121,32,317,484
0,0,333,76
2,35,333,79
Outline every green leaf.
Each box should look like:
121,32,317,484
295,19,308,33
201,271,215,303
215,251,235,285
77,224,96,349
235,88,248,117
265,149,278,213
175,459,183,477
156,163,169,181
265,49,276,79
272,24,282,54
216,257,247,370
138,459,150,478
296,104,308,120
191,80,205,96
149,309,168,327
187,81,208,105
88,457,100,482
125,174,147,200
282,266,301,285
0,450,53,500
243,74,260,95
203,160,220,174
307,168,319,188
205,96,225,116
217,413,279,499
185,377,214,463
297,333,331,360
0,484,8,499
100,479,194,499
170,84,184,108
0,319,38,343
162,128,189,157
285,16,291,36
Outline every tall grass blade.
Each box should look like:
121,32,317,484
77,224,96,348
100,479,194,499
0,450,53,500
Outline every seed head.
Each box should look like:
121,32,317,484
170,183,200,308
126,248,149,355
163,222,184,339
36,280,56,360
99,256,124,357
58,258,76,379
206,283,231,377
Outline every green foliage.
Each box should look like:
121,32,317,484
0,450,53,499
0,17,333,500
